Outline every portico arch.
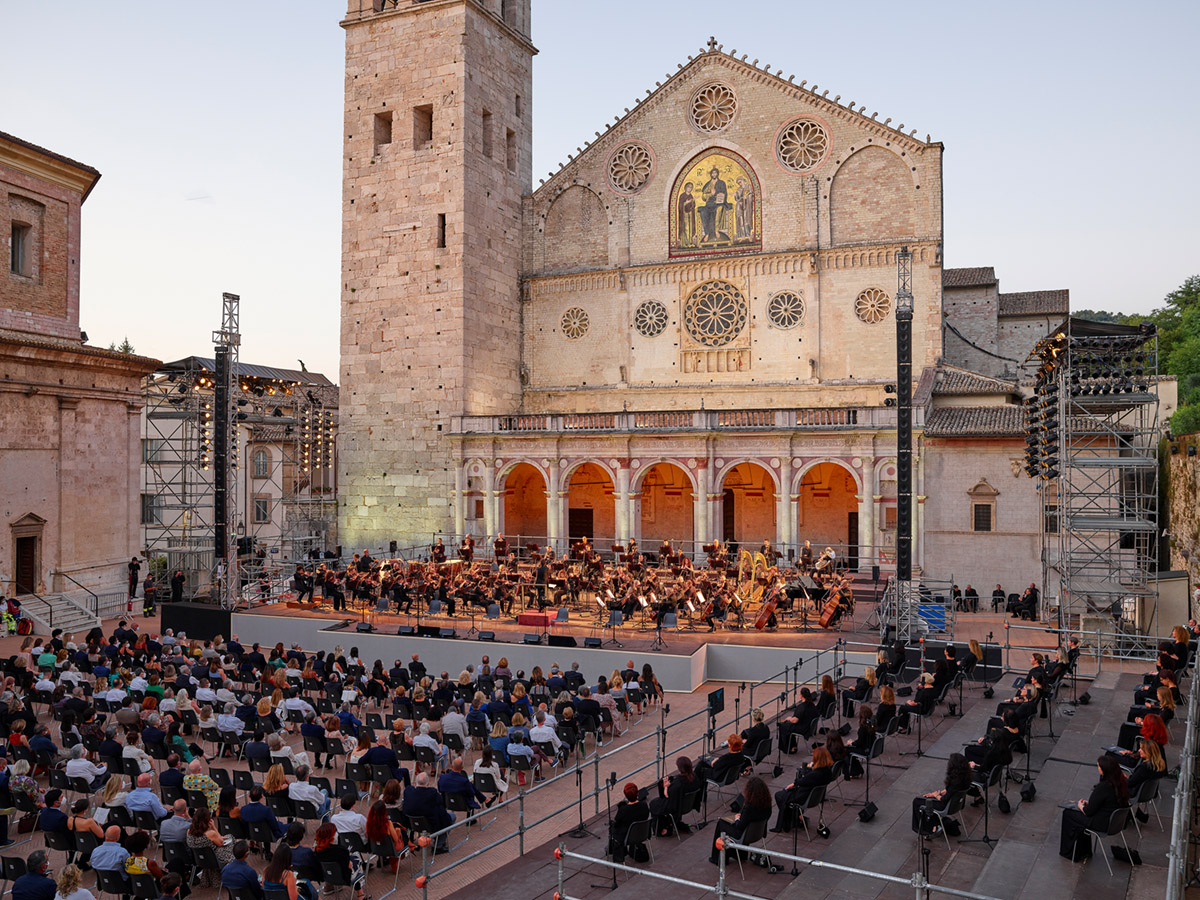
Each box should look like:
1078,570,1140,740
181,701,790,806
499,462,547,542
634,462,695,547
718,461,776,547
564,461,615,548
795,460,860,567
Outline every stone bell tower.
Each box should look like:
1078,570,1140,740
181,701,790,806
339,0,534,548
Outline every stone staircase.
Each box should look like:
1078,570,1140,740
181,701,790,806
19,593,100,636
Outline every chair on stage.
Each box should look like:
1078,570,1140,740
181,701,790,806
486,603,500,622
915,790,968,851
789,783,828,842
1081,807,1134,876
552,607,569,630
602,610,624,648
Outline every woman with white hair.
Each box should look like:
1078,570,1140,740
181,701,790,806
267,731,310,769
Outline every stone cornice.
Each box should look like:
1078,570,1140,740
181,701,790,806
524,241,939,298
0,133,100,202
340,0,537,55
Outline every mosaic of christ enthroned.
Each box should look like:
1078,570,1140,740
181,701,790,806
669,148,761,259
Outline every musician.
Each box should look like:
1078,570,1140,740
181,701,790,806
770,747,835,833
431,539,447,564
694,734,748,787
532,559,549,611
761,540,778,566
1059,756,1128,861
327,569,345,612
357,550,372,573
703,592,727,632
294,566,313,603
991,584,1006,613
493,534,507,560
964,585,980,613
659,540,672,568
800,540,813,573
608,783,650,864
738,708,769,755
459,538,472,564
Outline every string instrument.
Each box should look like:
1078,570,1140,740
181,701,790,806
818,587,843,628
754,584,780,631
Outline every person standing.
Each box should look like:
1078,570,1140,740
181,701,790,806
170,570,186,604
128,558,141,604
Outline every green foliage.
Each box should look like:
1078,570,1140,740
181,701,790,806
106,337,136,354
1074,308,1124,324
149,555,169,583
1171,404,1200,436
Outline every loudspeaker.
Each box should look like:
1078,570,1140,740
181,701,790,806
1077,692,1091,705
397,626,415,636
161,603,231,643
438,628,456,639
336,545,342,558
522,634,541,645
417,626,441,638
871,565,880,583
982,686,994,699
389,540,398,553
548,635,577,648
478,631,495,642
355,623,374,633
583,637,602,648
857,802,878,823
1019,782,1036,802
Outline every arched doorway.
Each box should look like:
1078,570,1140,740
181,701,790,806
796,462,859,568
720,462,775,548
501,463,547,543
566,462,615,548
637,463,694,548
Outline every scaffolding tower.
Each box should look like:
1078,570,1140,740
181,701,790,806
1026,318,1160,632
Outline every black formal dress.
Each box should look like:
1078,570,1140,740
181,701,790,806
649,773,698,833
609,798,650,862
771,765,834,831
710,800,771,862
911,767,973,831
778,701,818,753
695,750,748,788
1059,781,1124,860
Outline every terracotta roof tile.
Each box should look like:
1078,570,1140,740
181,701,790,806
933,366,1017,396
925,406,1024,437
942,267,996,288
998,290,1069,317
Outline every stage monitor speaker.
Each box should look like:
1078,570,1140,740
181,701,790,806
417,626,441,638
397,626,415,636
336,546,342,558
871,565,880,583
356,623,374,633
583,637,602,649
478,631,495,642
438,628,456,639
857,801,878,822
389,540,398,553
161,603,231,643
548,635,577,648
522,633,541,645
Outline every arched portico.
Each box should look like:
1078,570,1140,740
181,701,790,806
634,461,695,548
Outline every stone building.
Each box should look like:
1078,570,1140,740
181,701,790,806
1,131,159,612
337,0,1067,588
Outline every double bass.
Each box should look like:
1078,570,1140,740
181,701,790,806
754,583,780,631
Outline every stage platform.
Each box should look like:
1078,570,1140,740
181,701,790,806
439,670,1171,900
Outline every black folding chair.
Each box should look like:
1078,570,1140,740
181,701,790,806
1081,807,1134,876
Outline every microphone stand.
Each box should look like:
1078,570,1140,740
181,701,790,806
591,773,619,891
561,736,597,840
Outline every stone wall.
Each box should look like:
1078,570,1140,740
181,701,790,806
338,0,533,547
1167,433,1200,592
942,283,1004,377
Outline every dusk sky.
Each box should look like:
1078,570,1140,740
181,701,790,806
4,1,1197,379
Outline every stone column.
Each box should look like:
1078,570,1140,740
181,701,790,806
775,488,791,551
692,463,710,556
858,495,874,572
546,458,561,552
615,464,632,544
872,494,884,568
482,463,497,541
453,463,466,541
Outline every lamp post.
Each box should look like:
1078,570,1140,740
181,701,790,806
894,248,913,585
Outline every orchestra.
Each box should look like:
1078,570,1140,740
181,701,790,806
286,536,857,635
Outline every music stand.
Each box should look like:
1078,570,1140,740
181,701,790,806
603,610,624,648
649,608,668,651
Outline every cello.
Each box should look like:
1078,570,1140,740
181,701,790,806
754,584,780,631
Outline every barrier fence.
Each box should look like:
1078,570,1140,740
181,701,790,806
1165,640,1199,900
552,841,1007,900
406,647,844,899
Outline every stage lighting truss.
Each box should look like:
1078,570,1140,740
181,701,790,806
1027,322,1161,627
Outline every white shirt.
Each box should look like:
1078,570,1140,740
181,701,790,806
413,733,443,755
160,698,177,714
472,759,508,793
288,781,327,807
195,687,217,704
105,688,127,703
65,757,106,780
217,714,244,735
55,888,98,900
283,697,315,716
441,711,468,741
529,723,561,752
129,676,148,692
35,677,55,693
122,745,152,773
330,808,367,839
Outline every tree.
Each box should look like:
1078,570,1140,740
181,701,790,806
1172,404,1200,436
107,337,136,354
1074,308,1123,324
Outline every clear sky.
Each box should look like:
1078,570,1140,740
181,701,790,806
4,1,1197,380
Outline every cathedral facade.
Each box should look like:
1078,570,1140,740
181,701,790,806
338,0,1059,590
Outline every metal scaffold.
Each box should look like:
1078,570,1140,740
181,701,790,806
141,295,337,606
1025,317,1161,633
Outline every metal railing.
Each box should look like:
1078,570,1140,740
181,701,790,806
553,840,1006,900
408,650,843,899
1165,642,1199,900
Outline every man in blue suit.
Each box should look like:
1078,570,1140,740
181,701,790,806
362,736,410,787
239,787,284,840
402,772,454,846
220,841,263,900
437,758,485,811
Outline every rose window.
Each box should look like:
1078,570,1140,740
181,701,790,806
690,83,737,133
855,288,892,324
634,300,669,338
561,307,590,340
776,118,830,172
683,280,748,347
767,291,805,329
608,143,653,194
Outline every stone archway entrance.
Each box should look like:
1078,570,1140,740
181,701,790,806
566,463,615,547
637,463,694,548
797,462,859,568
720,462,775,549
501,464,547,542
